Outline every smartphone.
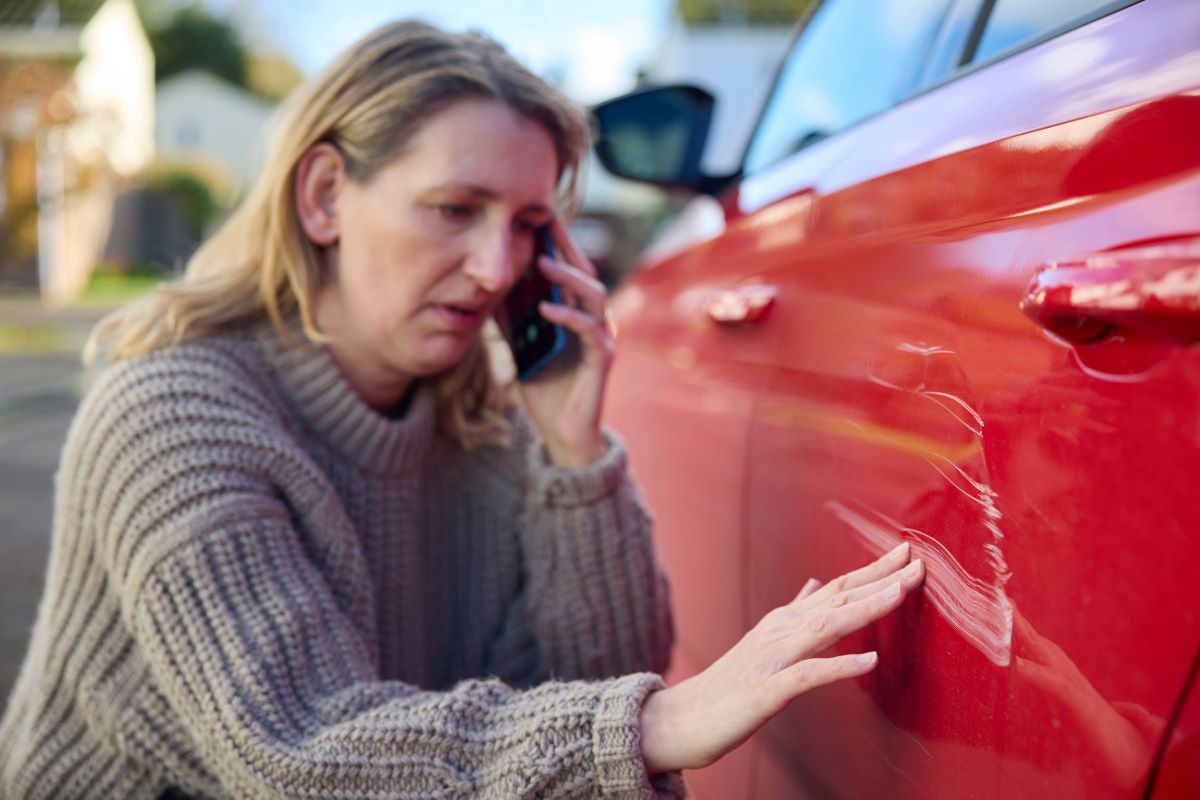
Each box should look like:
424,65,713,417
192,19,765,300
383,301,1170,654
504,226,568,382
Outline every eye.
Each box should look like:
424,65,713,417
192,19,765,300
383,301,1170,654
438,204,476,222
514,216,551,236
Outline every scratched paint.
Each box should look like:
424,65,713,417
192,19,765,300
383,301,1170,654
827,499,1014,667
848,342,1015,666
896,343,956,356
867,374,984,437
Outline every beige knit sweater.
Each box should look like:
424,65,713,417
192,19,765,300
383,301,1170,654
0,320,682,799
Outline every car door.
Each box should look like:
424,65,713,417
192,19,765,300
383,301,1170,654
603,1,955,796
741,0,1200,798
605,192,780,797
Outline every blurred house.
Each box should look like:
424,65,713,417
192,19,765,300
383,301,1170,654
643,8,795,174
156,69,275,191
581,2,797,282
0,0,154,301
578,153,665,285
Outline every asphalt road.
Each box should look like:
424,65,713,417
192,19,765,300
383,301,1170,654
0,297,97,713
0,401,76,711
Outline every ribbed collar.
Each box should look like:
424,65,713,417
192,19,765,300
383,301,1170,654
253,318,437,478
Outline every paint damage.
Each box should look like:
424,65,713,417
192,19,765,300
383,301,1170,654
841,341,1014,666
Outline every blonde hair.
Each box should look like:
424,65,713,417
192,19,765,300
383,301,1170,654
86,20,591,449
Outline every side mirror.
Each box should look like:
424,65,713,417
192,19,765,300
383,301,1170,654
592,85,733,195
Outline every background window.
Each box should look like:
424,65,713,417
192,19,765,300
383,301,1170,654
742,0,950,175
972,0,1123,63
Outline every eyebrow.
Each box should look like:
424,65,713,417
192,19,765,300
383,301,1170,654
442,184,553,215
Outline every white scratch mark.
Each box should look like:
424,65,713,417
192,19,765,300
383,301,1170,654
923,457,995,511
867,374,984,436
853,345,1014,665
854,721,932,798
897,343,956,356
922,391,985,434
901,730,935,761
867,374,905,391
827,500,1014,667
925,452,996,498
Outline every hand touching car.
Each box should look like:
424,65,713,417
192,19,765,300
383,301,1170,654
640,542,925,774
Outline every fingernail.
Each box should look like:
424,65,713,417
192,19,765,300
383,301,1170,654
858,652,878,667
885,583,902,600
890,542,909,558
905,558,923,575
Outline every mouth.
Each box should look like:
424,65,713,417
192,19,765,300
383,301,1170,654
443,301,484,317
431,301,488,331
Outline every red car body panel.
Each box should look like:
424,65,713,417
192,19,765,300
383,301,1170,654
1152,662,1200,799
606,211,786,798
605,1,1200,797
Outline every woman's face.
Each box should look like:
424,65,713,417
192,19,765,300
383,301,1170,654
306,99,560,408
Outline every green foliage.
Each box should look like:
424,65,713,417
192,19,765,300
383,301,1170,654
148,3,247,88
245,52,304,103
676,0,814,26
133,0,179,31
79,264,163,307
0,321,75,353
148,166,222,234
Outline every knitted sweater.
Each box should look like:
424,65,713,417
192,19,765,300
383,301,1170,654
0,320,682,799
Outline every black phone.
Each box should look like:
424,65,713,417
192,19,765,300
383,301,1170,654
504,226,567,382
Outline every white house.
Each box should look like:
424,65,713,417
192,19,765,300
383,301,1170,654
155,70,276,191
644,17,794,174
579,12,795,278
71,0,156,177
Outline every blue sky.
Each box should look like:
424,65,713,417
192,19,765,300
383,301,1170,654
203,0,676,103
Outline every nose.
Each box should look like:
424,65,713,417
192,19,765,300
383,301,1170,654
463,228,521,294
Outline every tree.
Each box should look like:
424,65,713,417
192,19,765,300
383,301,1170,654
677,0,814,26
147,3,247,88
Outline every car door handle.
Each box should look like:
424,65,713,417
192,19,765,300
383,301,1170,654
1020,236,1200,344
706,284,778,325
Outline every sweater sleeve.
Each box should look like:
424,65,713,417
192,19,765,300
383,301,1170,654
129,510,678,799
78,348,684,799
517,424,676,683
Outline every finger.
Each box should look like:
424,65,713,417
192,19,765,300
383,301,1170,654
769,652,878,708
792,578,822,603
806,541,911,607
827,580,909,635
798,579,910,655
549,217,598,279
539,256,607,318
539,302,613,362
818,559,924,610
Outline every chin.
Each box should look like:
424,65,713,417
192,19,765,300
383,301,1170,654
401,344,478,381
400,321,495,374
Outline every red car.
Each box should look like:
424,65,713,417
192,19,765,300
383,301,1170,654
593,0,1200,797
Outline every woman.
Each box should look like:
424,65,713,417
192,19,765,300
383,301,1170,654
0,21,923,799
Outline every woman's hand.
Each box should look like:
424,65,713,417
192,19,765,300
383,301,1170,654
516,217,613,469
640,542,925,774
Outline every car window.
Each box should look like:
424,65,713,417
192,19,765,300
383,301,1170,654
742,0,951,175
971,0,1128,64
913,0,988,89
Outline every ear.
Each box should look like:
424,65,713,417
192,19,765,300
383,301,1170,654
295,143,346,247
